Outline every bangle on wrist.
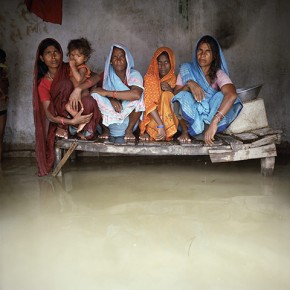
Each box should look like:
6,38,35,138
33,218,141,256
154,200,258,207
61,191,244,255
112,91,117,98
61,118,65,125
216,110,225,118
157,124,165,128
214,111,225,123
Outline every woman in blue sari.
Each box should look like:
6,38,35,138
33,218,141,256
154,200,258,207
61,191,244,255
172,35,243,146
91,44,145,144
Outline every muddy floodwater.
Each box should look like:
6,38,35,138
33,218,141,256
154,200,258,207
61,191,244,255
1,155,290,290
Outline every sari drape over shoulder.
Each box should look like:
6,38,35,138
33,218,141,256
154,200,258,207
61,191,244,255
172,36,243,136
139,47,178,140
33,38,100,176
91,44,145,137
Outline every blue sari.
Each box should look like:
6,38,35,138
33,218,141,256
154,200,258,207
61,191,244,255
172,36,243,136
91,44,145,137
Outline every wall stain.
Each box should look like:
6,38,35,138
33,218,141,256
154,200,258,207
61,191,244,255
179,0,189,30
212,0,266,49
0,2,49,44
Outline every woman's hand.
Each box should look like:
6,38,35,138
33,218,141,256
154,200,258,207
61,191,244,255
187,80,205,102
160,82,173,92
69,87,83,111
110,99,122,113
91,87,108,96
204,118,218,146
71,108,93,125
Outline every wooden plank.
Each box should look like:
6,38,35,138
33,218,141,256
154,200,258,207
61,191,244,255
216,133,243,150
52,141,78,177
55,139,233,156
250,127,283,137
216,133,243,145
250,134,278,148
209,143,277,163
232,132,259,142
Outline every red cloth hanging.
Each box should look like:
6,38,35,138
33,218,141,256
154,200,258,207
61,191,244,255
25,0,62,25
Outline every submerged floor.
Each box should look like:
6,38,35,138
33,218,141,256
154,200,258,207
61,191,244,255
0,155,290,290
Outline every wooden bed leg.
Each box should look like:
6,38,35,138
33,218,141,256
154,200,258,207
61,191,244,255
261,157,275,176
54,146,63,177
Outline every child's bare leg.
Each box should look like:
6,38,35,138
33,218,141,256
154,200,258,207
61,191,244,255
65,102,78,117
76,123,86,133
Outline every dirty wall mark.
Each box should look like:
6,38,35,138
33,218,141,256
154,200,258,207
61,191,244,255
0,2,48,44
179,0,189,29
212,0,265,49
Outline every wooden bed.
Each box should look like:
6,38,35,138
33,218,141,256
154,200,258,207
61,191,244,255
52,127,282,177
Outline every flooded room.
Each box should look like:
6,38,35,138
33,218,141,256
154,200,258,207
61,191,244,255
1,1,290,289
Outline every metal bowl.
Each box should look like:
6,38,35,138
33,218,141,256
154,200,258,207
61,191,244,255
236,84,263,102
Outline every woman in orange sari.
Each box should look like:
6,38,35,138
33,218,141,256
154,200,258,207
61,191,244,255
139,47,178,141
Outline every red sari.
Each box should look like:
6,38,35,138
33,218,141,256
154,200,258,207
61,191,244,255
33,38,101,176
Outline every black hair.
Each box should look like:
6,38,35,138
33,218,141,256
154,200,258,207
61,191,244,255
37,38,62,80
67,37,93,58
196,35,221,82
157,51,170,61
0,48,6,63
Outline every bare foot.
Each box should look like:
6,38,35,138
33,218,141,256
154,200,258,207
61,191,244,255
155,127,166,141
177,132,191,143
99,126,110,139
139,132,150,141
56,127,68,139
124,129,136,141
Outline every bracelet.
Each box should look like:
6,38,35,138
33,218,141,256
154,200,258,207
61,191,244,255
214,111,225,123
112,91,117,98
61,118,65,125
214,114,221,122
216,110,225,118
157,124,165,128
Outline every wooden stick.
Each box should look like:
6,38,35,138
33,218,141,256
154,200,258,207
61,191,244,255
52,141,78,177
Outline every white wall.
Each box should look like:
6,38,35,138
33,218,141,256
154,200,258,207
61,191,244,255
1,0,289,150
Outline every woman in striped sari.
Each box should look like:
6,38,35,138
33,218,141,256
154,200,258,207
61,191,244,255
172,35,243,146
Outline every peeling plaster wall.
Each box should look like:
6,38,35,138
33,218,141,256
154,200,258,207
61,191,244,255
0,0,289,150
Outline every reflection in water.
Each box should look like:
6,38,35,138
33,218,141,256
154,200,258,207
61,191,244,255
0,156,290,290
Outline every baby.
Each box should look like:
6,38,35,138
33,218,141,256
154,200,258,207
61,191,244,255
65,38,93,135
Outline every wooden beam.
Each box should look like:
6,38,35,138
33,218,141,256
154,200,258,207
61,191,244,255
209,143,277,163
250,127,283,136
52,141,78,177
232,132,259,142
250,134,278,148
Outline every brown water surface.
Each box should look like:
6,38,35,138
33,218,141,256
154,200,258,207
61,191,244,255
1,155,290,290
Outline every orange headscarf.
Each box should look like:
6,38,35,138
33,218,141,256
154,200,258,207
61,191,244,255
140,47,178,140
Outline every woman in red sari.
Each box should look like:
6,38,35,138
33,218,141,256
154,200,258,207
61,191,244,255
33,38,101,176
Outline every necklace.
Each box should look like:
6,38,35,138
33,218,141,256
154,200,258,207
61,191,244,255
47,71,54,81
